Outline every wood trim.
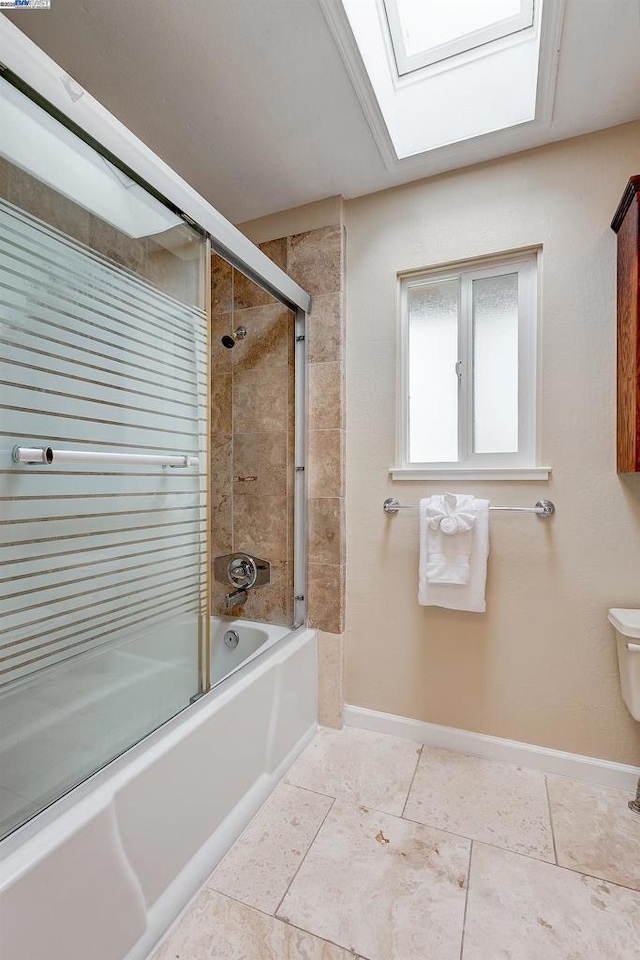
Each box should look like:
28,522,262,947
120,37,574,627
611,175,640,233
613,179,640,472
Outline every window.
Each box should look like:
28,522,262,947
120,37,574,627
393,251,549,480
383,0,535,76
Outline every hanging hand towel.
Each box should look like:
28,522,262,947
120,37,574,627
419,493,490,613
424,492,478,585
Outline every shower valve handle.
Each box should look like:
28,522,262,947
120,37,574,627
213,552,270,591
227,555,258,590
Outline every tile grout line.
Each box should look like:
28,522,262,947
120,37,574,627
209,888,298,925
401,743,423,819
399,809,640,892
282,916,366,959
209,740,638,957
286,779,549,850
285,781,633,891
211,888,360,957
544,775,559,865
400,808,557,861
476,842,640,893
210,776,291,878
284,778,337,801
273,795,336,918
223,735,639,931
459,840,474,960
210,766,327,878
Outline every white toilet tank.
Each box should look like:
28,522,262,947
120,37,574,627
608,608,640,721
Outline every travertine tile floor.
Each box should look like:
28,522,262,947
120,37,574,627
152,726,640,960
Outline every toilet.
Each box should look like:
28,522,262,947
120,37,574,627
608,609,640,721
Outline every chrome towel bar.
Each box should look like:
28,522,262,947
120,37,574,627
383,497,555,519
12,446,199,468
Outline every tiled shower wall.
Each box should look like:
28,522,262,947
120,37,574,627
289,226,346,729
211,225,346,725
0,159,202,305
210,243,296,625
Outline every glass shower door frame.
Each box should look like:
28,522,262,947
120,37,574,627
0,16,312,670
294,305,309,630
0,20,311,316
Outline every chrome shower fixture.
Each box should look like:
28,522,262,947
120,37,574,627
221,326,247,349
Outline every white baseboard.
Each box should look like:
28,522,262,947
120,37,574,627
344,704,640,792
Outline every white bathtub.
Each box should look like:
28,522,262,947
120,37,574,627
0,621,318,960
211,615,290,686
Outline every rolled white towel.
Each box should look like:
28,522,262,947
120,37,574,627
419,493,490,613
424,493,477,585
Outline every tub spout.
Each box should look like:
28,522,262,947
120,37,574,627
224,588,248,610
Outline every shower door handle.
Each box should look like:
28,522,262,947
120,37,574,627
12,446,199,468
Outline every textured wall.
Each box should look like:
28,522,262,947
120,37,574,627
289,225,346,728
210,224,346,652
210,246,296,625
344,121,640,765
288,226,346,638
236,220,346,726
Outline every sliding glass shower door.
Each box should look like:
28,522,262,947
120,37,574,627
0,75,209,841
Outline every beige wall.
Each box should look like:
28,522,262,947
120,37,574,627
344,121,640,765
241,197,344,246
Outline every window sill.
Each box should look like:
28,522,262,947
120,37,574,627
389,466,552,481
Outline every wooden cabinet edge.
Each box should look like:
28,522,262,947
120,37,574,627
612,176,640,474
611,175,640,233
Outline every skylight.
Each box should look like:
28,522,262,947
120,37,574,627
384,0,535,74
330,0,544,161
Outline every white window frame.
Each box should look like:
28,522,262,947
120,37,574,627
392,250,550,481
382,0,535,77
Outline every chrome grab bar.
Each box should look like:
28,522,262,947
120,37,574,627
383,497,555,519
12,446,199,468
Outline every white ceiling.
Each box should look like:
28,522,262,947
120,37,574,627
4,0,640,224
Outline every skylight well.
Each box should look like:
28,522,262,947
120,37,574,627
334,0,544,161
384,0,535,74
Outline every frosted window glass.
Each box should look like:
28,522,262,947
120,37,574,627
408,279,458,462
473,273,518,453
394,0,524,56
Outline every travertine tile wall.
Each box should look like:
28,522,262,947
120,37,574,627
281,225,346,727
0,158,202,306
286,226,345,634
210,244,296,625
211,225,346,725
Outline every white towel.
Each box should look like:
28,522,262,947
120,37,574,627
424,492,478,584
419,494,490,613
